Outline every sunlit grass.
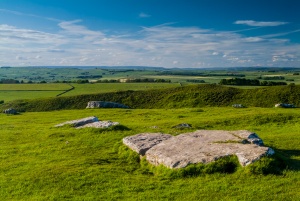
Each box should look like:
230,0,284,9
62,83,180,96
0,107,299,200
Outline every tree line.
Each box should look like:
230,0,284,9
219,78,287,86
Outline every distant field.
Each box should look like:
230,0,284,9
0,91,62,102
0,83,180,102
61,83,180,96
0,83,72,102
0,83,71,91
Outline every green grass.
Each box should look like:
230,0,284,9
0,107,299,200
2,66,300,85
5,84,300,112
0,83,71,91
0,83,179,102
62,83,180,97
0,91,65,102
0,83,72,102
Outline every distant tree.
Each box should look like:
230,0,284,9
219,78,286,86
0,79,19,84
76,79,89,84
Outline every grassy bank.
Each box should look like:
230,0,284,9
0,83,179,102
3,84,300,112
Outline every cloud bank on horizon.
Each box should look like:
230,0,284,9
0,0,299,68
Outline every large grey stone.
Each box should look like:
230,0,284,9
123,133,173,155
86,101,129,109
123,130,274,169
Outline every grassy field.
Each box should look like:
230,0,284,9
0,83,71,91
0,83,180,102
0,83,72,102
2,66,300,85
0,91,64,102
0,107,299,200
61,83,180,97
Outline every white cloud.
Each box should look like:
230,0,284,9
234,20,289,27
16,55,26,60
260,29,300,38
0,20,299,68
244,37,264,42
139,12,151,18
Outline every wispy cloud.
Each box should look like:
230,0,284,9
260,29,300,38
139,12,151,18
234,20,289,27
0,19,299,67
0,8,62,22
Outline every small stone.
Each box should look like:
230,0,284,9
232,104,246,108
76,121,119,129
55,116,99,127
172,123,192,129
55,116,120,129
3,108,17,115
150,126,159,129
86,101,129,109
275,103,296,108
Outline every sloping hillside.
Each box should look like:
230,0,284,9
2,84,300,112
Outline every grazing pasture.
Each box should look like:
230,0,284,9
61,83,180,97
0,107,299,200
0,83,179,102
0,83,72,102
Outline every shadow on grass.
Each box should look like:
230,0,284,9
275,149,300,171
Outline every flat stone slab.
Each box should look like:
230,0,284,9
76,121,119,129
123,133,173,155
55,116,119,129
55,116,99,127
123,130,274,168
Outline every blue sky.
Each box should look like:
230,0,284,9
0,0,299,68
